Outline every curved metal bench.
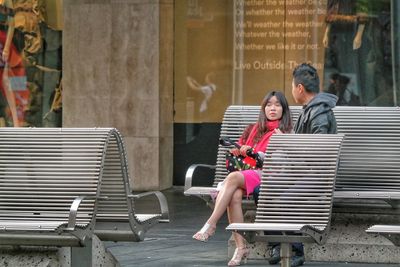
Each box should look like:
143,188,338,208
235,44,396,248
0,128,169,247
330,107,400,248
95,131,169,242
227,134,344,267
185,106,400,205
185,105,400,252
332,106,400,206
366,225,400,246
184,105,300,209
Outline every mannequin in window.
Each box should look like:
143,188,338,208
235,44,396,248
0,0,14,61
186,72,217,113
322,0,369,50
352,17,366,50
323,11,367,50
323,18,366,50
0,0,18,126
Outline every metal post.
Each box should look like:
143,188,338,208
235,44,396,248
232,0,244,104
391,0,399,105
280,242,292,267
71,238,92,267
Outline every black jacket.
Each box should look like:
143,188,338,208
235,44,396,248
294,93,338,134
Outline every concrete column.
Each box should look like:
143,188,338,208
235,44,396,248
63,0,173,190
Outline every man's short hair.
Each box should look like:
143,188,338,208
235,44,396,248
292,63,320,93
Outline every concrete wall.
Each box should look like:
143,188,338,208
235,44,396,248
63,0,174,190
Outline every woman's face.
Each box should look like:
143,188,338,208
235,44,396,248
264,96,283,121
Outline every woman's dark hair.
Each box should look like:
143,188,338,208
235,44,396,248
246,91,293,143
337,74,350,85
292,63,320,93
330,72,340,81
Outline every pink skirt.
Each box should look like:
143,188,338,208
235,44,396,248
241,169,262,197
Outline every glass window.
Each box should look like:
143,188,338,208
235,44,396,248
175,0,234,124
323,0,393,106
173,0,399,185
175,0,399,124
0,1,62,127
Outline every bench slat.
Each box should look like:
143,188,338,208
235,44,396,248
227,223,326,232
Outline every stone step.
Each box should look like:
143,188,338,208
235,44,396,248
227,212,400,263
305,243,400,264
0,235,119,267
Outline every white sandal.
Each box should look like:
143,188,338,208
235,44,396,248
192,223,216,242
228,247,249,266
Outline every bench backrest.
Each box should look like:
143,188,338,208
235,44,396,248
96,132,131,219
218,105,400,193
332,106,400,191
255,134,344,227
95,130,151,241
0,128,121,233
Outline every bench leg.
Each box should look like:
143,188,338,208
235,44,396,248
71,238,92,267
280,242,291,267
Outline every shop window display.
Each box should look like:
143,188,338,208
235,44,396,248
323,0,393,106
175,0,398,123
173,0,399,185
0,0,62,127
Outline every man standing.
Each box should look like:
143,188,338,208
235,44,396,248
265,63,338,267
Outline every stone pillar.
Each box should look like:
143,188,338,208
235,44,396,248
63,0,173,190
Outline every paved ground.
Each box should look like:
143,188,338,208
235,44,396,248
105,188,399,267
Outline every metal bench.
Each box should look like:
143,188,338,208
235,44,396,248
185,106,400,202
94,131,169,242
0,128,168,265
184,105,301,209
331,106,400,206
366,225,400,246
185,105,400,253
226,134,344,267
328,107,400,248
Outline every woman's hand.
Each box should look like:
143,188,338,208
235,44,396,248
239,145,252,157
229,148,240,156
2,48,9,63
274,128,283,134
323,24,331,48
353,24,365,50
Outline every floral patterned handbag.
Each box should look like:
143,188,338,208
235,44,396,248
219,137,264,174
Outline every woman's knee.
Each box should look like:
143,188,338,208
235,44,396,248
225,172,244,186
230,189,243,207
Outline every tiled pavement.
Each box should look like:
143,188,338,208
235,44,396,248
105,188,399,267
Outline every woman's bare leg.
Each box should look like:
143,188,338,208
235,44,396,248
207,171,245,226
227,188,250,266
227,189,246,249
193,172,245,241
